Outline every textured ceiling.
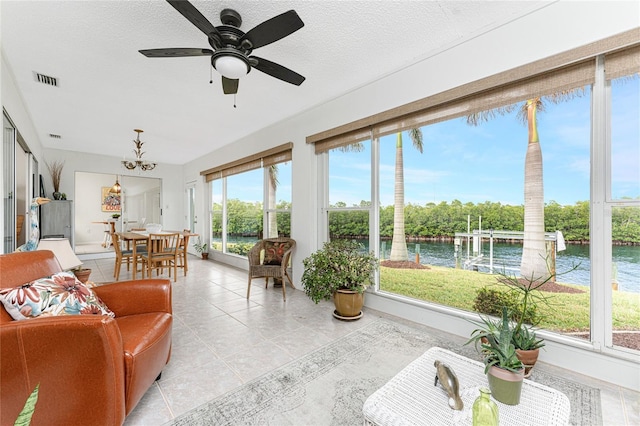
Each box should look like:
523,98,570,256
2,1,549,165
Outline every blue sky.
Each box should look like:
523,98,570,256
220,79,638,208
331,78,639,207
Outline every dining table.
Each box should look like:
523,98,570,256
115,230,198,280
93,221,117,248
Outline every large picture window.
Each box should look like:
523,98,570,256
202,143,292,257
312,34,639,355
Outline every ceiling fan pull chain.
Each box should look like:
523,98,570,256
234,94,237,108
209,65,213,84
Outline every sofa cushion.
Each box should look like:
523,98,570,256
0,272,114,321
263,241,292,265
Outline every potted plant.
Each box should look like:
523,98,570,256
72,265,92,284
466,306,525,405
512,323,545,377
193,237,209,259
491,264,572,376
46,160,64,200
301,239,378,320
473,263,571,377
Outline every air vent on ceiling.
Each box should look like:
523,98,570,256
49,134,61,139
33,72,59,87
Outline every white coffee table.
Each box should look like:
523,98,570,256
363,347,570,425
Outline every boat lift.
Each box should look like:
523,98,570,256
454,216,565,276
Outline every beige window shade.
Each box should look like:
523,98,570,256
312,127,373,154
307,29,639,150
604,44,640,80
374,60,595,138
201,142,292,182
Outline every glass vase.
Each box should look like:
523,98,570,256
472,387,499,426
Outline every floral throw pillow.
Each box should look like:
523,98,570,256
263,241,292,265
0,272,114,321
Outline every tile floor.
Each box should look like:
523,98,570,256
80,255,639,426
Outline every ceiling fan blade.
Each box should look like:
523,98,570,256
240,10,304,50
251,56,305,86
139,48,214,58
222,77,239,95
166,0,222,46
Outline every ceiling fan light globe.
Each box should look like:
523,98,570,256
214,55,249,79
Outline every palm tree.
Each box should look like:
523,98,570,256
267,165,279,238
389,129,423,261
467,91,581,281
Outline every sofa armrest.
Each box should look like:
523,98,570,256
93,279,172,317
0,315,126,425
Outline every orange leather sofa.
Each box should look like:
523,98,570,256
0,250,172,426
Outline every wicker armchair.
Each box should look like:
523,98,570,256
247,237,296,301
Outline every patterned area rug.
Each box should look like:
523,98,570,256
166,319,601,426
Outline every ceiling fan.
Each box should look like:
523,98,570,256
139,0,305,95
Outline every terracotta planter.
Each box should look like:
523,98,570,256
201,252,209,259
487,365,524,405
74,269,92,284
516,348,540,378
333,289,364,320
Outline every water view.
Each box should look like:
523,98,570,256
223,236,639,293
382,240,640,293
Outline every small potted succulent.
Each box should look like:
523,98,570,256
72,265,92,284
301,239,378,320
466,307,524,405
193,237,209,259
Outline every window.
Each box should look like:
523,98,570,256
265,160,292,239
202,143,292,257
310,32,639,355
327,141,372,243
607,68,640,352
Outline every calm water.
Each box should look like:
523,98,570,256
380,240,640,293
225,236,640,293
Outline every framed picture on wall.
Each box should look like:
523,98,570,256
39,174,46,198
101,187,121,213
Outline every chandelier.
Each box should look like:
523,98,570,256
109,177,121,195
121,129,157,171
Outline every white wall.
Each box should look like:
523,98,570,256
74,171,118,245
184,1,640,389
42,148,185,235
2,0,638,388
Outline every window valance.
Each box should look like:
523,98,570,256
201,142,293,182
307,28,639,153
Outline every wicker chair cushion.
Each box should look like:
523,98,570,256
263,241,292,265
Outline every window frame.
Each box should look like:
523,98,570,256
314,31,639,358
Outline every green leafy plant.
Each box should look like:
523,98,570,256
14,383,39,426
474,287,539,325
227,242,253,256
302,239,378,304
512,323,545,350
466,307,523,373
192,237,208,254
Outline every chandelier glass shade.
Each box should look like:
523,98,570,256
122,129,157,171
109,178,121,195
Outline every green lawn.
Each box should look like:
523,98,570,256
380,265,640,333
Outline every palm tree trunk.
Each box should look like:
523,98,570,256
520,99,548,282
268,166,278,238
390,133,409,261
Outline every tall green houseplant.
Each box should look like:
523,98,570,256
302,239,378,304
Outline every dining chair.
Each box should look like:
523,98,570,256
176,229,191,276
140,233,180,282
111,232,146,281
247,237,296,301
